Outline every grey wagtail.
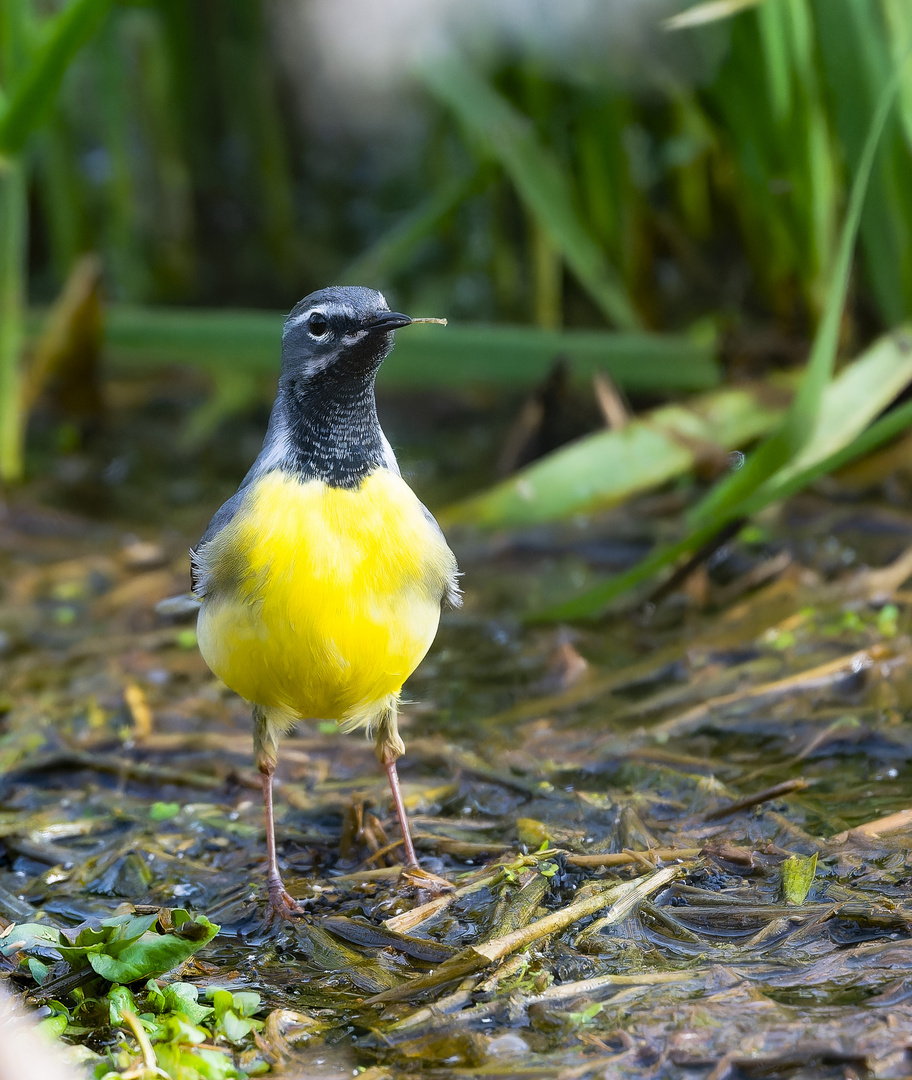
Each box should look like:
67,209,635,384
192,287,459,914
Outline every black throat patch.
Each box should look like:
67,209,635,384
274,366,387,489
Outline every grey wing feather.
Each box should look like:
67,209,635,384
190,487,247,598
191,407,290,597
420,501,462,609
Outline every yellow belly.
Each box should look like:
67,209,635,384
196,468,454,723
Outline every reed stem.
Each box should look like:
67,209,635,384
0,156,26,482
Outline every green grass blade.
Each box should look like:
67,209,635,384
0,0,111,156
443,386,783,529
531,325,912,621
740,385,912,512
0,0,34,88
451,276,912,535
665,0,768,30
342,168,481,285
0,158,27,481
815,0,912,325
419,53,642,330
883,0,912,148
529,58,909,620
756,326,912,489
738,326,912,513
757,0,792,121
688,49,908,528
532,521,723,622
87,306,719,392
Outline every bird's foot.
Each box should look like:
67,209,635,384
397,864,454,896
266,879,306,920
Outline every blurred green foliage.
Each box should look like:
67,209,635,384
5,0,912,612
13,0,912,327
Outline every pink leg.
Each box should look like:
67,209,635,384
385,758,418,868
260,764,302,916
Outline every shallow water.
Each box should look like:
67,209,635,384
3,376,912,1078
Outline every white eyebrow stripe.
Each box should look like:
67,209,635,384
283,308,317,336
283,301,361,337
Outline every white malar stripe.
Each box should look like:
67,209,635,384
340,329,368,345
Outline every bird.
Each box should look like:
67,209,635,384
190,286,460,915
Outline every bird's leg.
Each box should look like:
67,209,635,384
253,706,302,916
384,758,418,867
374,703,418,868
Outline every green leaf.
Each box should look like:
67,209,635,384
0,921,61,957
218,1008,256,1044
229,991,262,1018
741,394,912,517
210,988,234,1020
782,852,818,904
162,982,213,1024
444,385,783,528
418,53,642,329
191,1047,244,1080
57,913,159,965
87,915,219,983
107,984,137,1025
743,326,912,509
0,0,112,157
27,957,49,983
150,801,181,821
36,1013,68,1038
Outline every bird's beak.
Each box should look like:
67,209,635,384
368,311,412,332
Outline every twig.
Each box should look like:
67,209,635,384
564,847,701,868
6,750,237,791
697,779,809,822
652,645,897,739
365,866,680,1006
828,807,912,844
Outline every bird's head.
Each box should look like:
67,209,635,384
280,286,411,384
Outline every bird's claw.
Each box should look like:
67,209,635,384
266,881,306,919
397,864,453,895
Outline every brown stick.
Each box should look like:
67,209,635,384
699,778,809,822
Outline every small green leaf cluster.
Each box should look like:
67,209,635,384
1,909,219,985
94,982,270,1080
0,909,277,1079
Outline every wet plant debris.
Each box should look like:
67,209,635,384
4,389,912,1079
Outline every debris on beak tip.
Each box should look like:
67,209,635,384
409,317,448,326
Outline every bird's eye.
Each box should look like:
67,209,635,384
307,312,329,338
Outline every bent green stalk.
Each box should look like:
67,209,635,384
0,157,26,482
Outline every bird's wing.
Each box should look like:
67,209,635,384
419,500,462,609
190,487,247,597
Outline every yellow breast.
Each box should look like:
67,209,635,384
196,468,456,723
